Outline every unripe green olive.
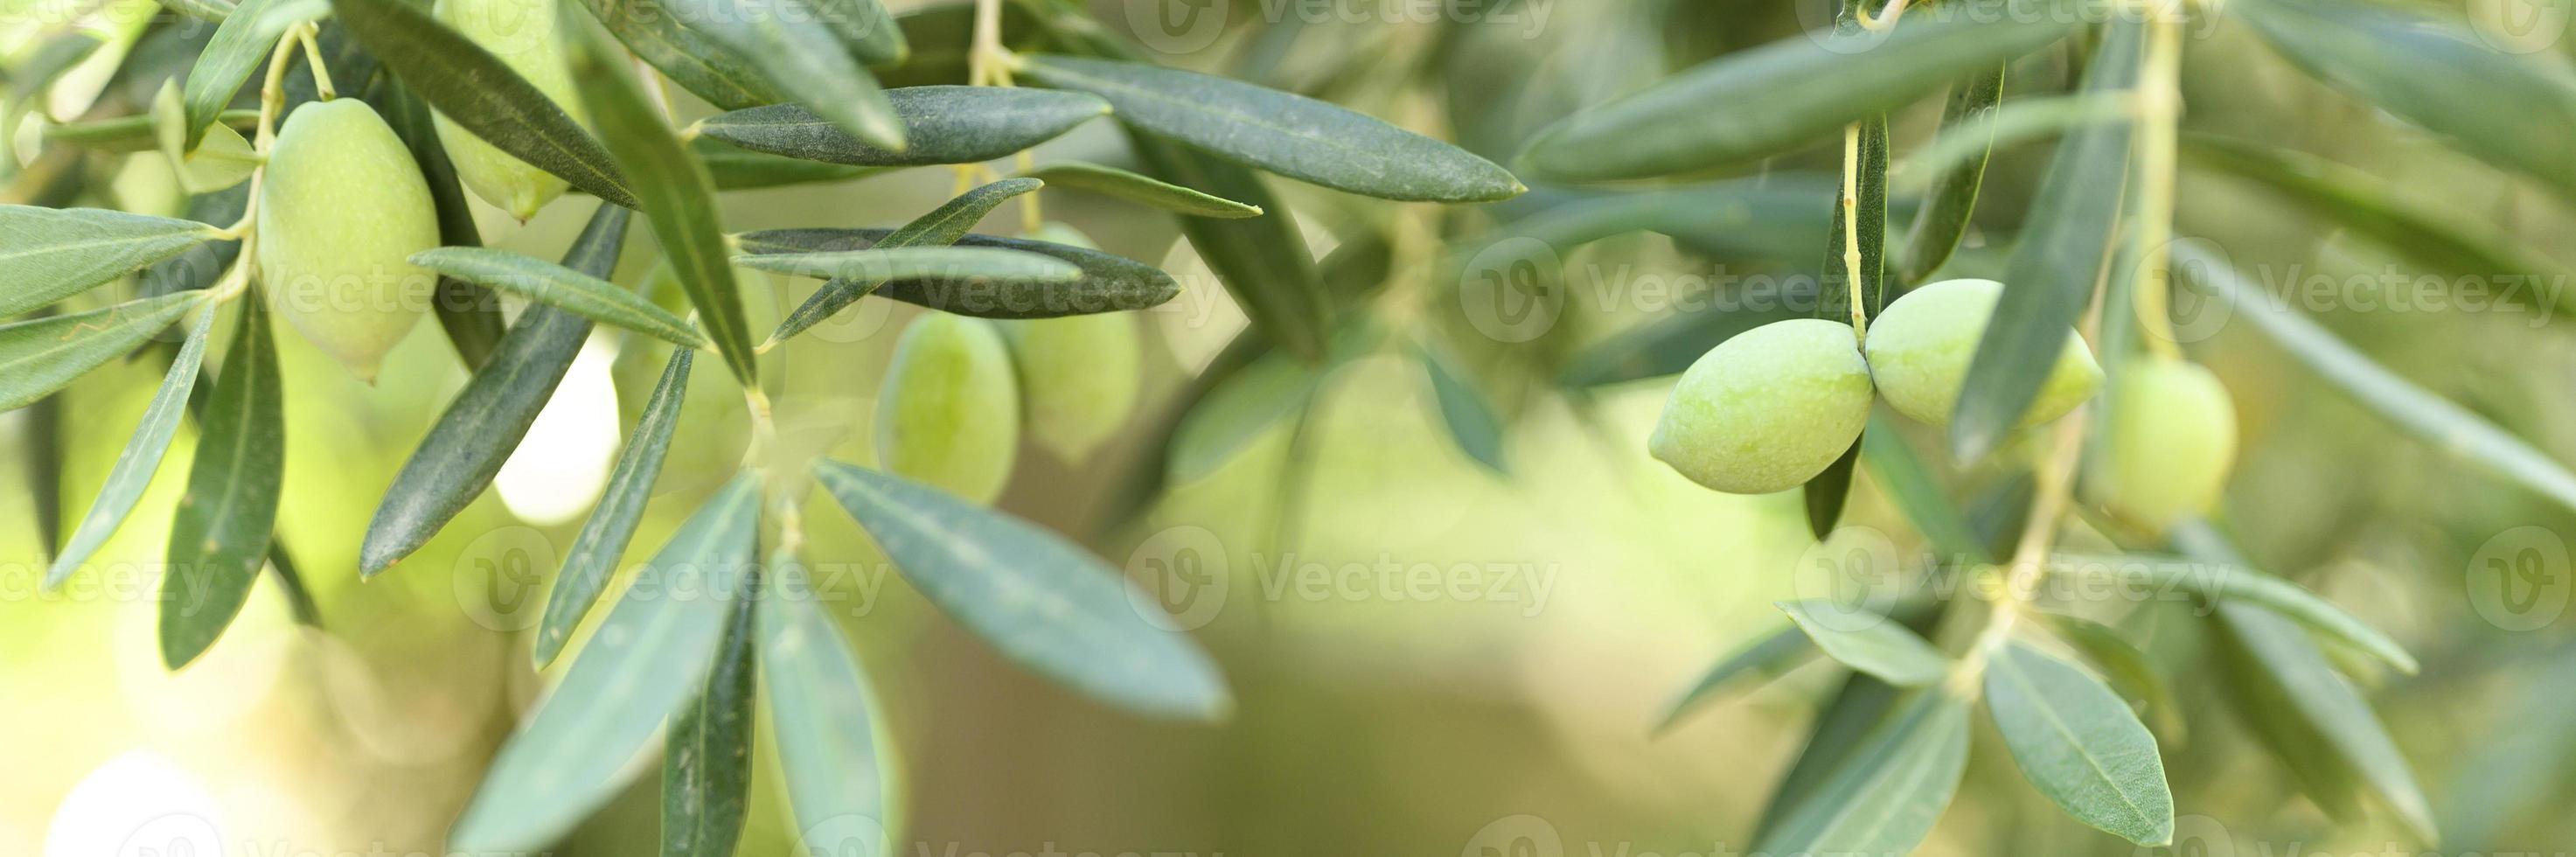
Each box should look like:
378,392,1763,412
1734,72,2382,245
2100,356,2237,529
1862,277,2102,429
1650,317,1874,495
999,225,1140,464
257,99,442,383
433,0,580,220
876,314,1021,504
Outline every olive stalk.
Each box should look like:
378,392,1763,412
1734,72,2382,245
1837,122,1869,338
2128,8,2185,359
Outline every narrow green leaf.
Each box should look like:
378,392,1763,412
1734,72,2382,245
179,0,302,150
1985,639,2175,846
416,247,707,347
571,33,757,385
1413,341,1507,475
152,0,235,21
449,475,759,854
1019,53,1521,203
1821,115,1890,320
2047,552,2415,673
45,110,259,153
1777,599,1951,686
159,296,282,670
736,227,1180,320
1017,162,1262,218
1951,17,2141,463
2038,612,2182,737
697,86,1106,167
2238,0,2576,203
336,0,639,207
765,178,1044,345
733,246,1080,286
371,80,506,370
813,460,1231,719
46,308,217,589
694,139,885,191
761,555,896,857
533,348,693,667
1516,0,2079,182
1466,174,1841,271
2175,241,2576,518
359,206,634,577
0,206,224,318
1899,65,2004,282
692,0,906,150
1654,623,1819,735
577,0,783,110
1803,437,1863,540
0,293,207,413
1124,132,1329,361
663,565,757,857
1754,689,1973,857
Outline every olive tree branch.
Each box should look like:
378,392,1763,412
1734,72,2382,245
2128,9,2185,359
294,23,335,101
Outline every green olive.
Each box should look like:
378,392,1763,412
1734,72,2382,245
2100,355,2238,530
1862,277,2102,429
256,99,442,383
998,226,1139,464
1650,317,1874,495
875,313,1021,504
433,0,580,220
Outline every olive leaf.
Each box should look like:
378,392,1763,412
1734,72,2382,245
139,185,251,313
1014,162,1263,218
687,0,907,151
335,0,640,208
1018,53,1521,203
694,139,885,191
1821,115,1890,320
2174,241,2576,518
45,110,258,153
761,555,897,857
737,228,1180,320
1125,132,1331,361
663,564,758,857
733,246,1081,286
179,0,307,150
0,206,226,319
571,31,759,386
1753,689,1973,857
0,292,208,412
1899,65,2003,282
767,178,1045,345
574,0,781,110
1804,440,1863,540
1777,600,1951,687
449,475,759,854
1412,340,1507,476
697,87,1107,167
359,206,633,578
812,460,1232,720
2039,613,2182,737
1654,623,1820,735
1985,639,2176,847
1951,16,2141,463
415,247,707,347
1890,92,2130,192
2047,552,2416,673
1755,673,1906,840
1514,0,2078,182
160,295,283,671
45,308,217,589
533,348,692,668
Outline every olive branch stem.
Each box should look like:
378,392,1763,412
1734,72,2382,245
1838,122,1869,338
295,23,335,101
2129,9,2186,360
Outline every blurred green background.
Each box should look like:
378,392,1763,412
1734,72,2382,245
10,0,2576,855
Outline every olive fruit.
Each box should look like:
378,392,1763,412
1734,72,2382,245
875,313,1021,504
2099,356,2237,529
1650,317,1874,494
997,225,1140,463
256,98,442,383
433,0,581,220
1862,277,2102,429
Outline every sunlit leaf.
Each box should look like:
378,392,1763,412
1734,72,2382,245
0,293,207,412
533,348,693,668
1017,162,1262,218
45,308,217,589
0,206,224,319
2047,551,2416,673
762,555,897,857
1654,623,1819,735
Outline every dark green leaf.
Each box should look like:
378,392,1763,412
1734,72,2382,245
1654,623,1819,735
692,0,905,150
2048,551,2415,673
415,247,707,347
1413,341,1507,475
336,0,639,207
1900,65,2003,282
663,565,757,857
575,0,781,109
1777,599,1950,686
1019,53,1521,203
571,32,757,384
533,347,692,667
1754,689,1972,857
1985,638,2175,846
180,0,304,150
813,460,1231,720
2175,241,2576,518
47,308,217,589
1018,162,1262,218
732,246,1080,286
1804,437,1862,540
1951,17,2141,463
359,206,633,577
0,206,225,318
694,138,885,190
696,86,1106,167
0,293,207,412
736,227,1180,319
761,555,896,857
766,178,1044,345
160,295,282,670
1754,673,1904,840
449,475,759,854
1515,1,2078,182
